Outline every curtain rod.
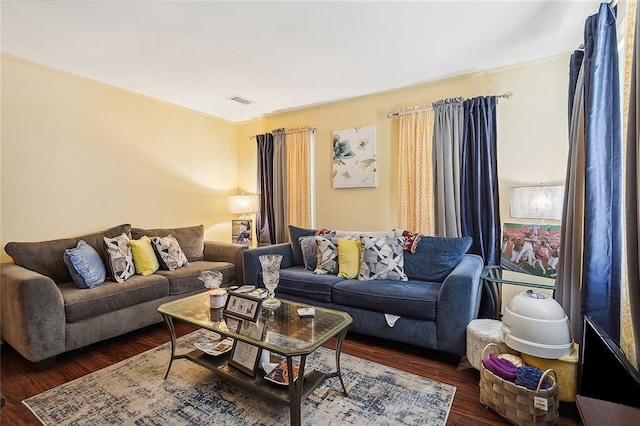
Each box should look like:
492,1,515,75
386,91,513,119
249,126,317,139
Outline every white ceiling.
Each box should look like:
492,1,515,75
1,1,603,123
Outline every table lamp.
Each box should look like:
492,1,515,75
509,185,564,222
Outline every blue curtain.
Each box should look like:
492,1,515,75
461,96,501,267
581,3,622,342
256,133,275,244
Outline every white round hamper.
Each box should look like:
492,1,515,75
466,319,518,370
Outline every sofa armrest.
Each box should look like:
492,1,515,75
203,241,248,285
436,254,483,356
242,243,293,286
0,263,66,363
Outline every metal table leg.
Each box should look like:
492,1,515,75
287,354,306,426
162,314,177,380
327,328,349,396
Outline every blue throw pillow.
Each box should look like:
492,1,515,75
63,240,107,288
404,236,472,282
289,225,317,266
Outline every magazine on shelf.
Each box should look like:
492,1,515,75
194,337,234,356
264,359,300,386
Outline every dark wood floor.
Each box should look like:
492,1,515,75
0,322,580,425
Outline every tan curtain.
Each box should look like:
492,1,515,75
398,107,435,234
285,128,312,235
622,0,639,370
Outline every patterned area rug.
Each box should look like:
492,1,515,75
23,329,456,425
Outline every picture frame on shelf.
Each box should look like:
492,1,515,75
232,219,252,246
224,292,262,322
224,316,242,334
228,321,265,377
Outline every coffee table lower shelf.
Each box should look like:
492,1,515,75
181,349,328,404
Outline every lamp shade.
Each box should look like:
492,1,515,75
227,194,260,216
501,290,573,359
509,185,564,220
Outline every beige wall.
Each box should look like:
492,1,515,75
237,55,569,232
1,55,239,260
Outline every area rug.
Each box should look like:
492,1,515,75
23,329,456,425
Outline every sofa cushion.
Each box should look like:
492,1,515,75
315,237,339,274
299,231,337,271
104,233,136,283
337,238,360,279
333,229,402,239
276,266,343,303
404,236,472,282
59,274,169,323
358,236,407,281
151,235,189,270
399,229,422,254
63,240,107,289
332,279,441,321
130,236,160,276
155,260,235,295
289,225,317,266
4,224,131,284
131,225,204,262
299,236,318,271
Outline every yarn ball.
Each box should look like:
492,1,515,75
515,366,550,390
498,353,524,367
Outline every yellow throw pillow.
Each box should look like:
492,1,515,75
337,238,360,279
129,236,160,276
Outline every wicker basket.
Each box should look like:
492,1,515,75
479,344,559,426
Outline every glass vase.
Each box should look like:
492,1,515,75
259,254,283,310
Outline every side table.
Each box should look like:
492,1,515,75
480,266,555,319
576,395,640,426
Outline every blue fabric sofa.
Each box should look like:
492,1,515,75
243,227,484,359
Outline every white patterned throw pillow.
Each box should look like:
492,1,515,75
358,235,408,281
103,233,136,283
151,235,189,271
314,237,339,275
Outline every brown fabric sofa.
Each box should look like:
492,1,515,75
0,224,246,369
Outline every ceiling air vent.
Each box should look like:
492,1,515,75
227,95,255,105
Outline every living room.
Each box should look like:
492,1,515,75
2,1,639,425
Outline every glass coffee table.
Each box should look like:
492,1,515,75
158,293,353,426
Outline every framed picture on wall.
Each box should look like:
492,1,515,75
232,219,252,246
332,125,377,188
501,222,561,279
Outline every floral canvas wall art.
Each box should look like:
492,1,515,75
332,125,377,188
